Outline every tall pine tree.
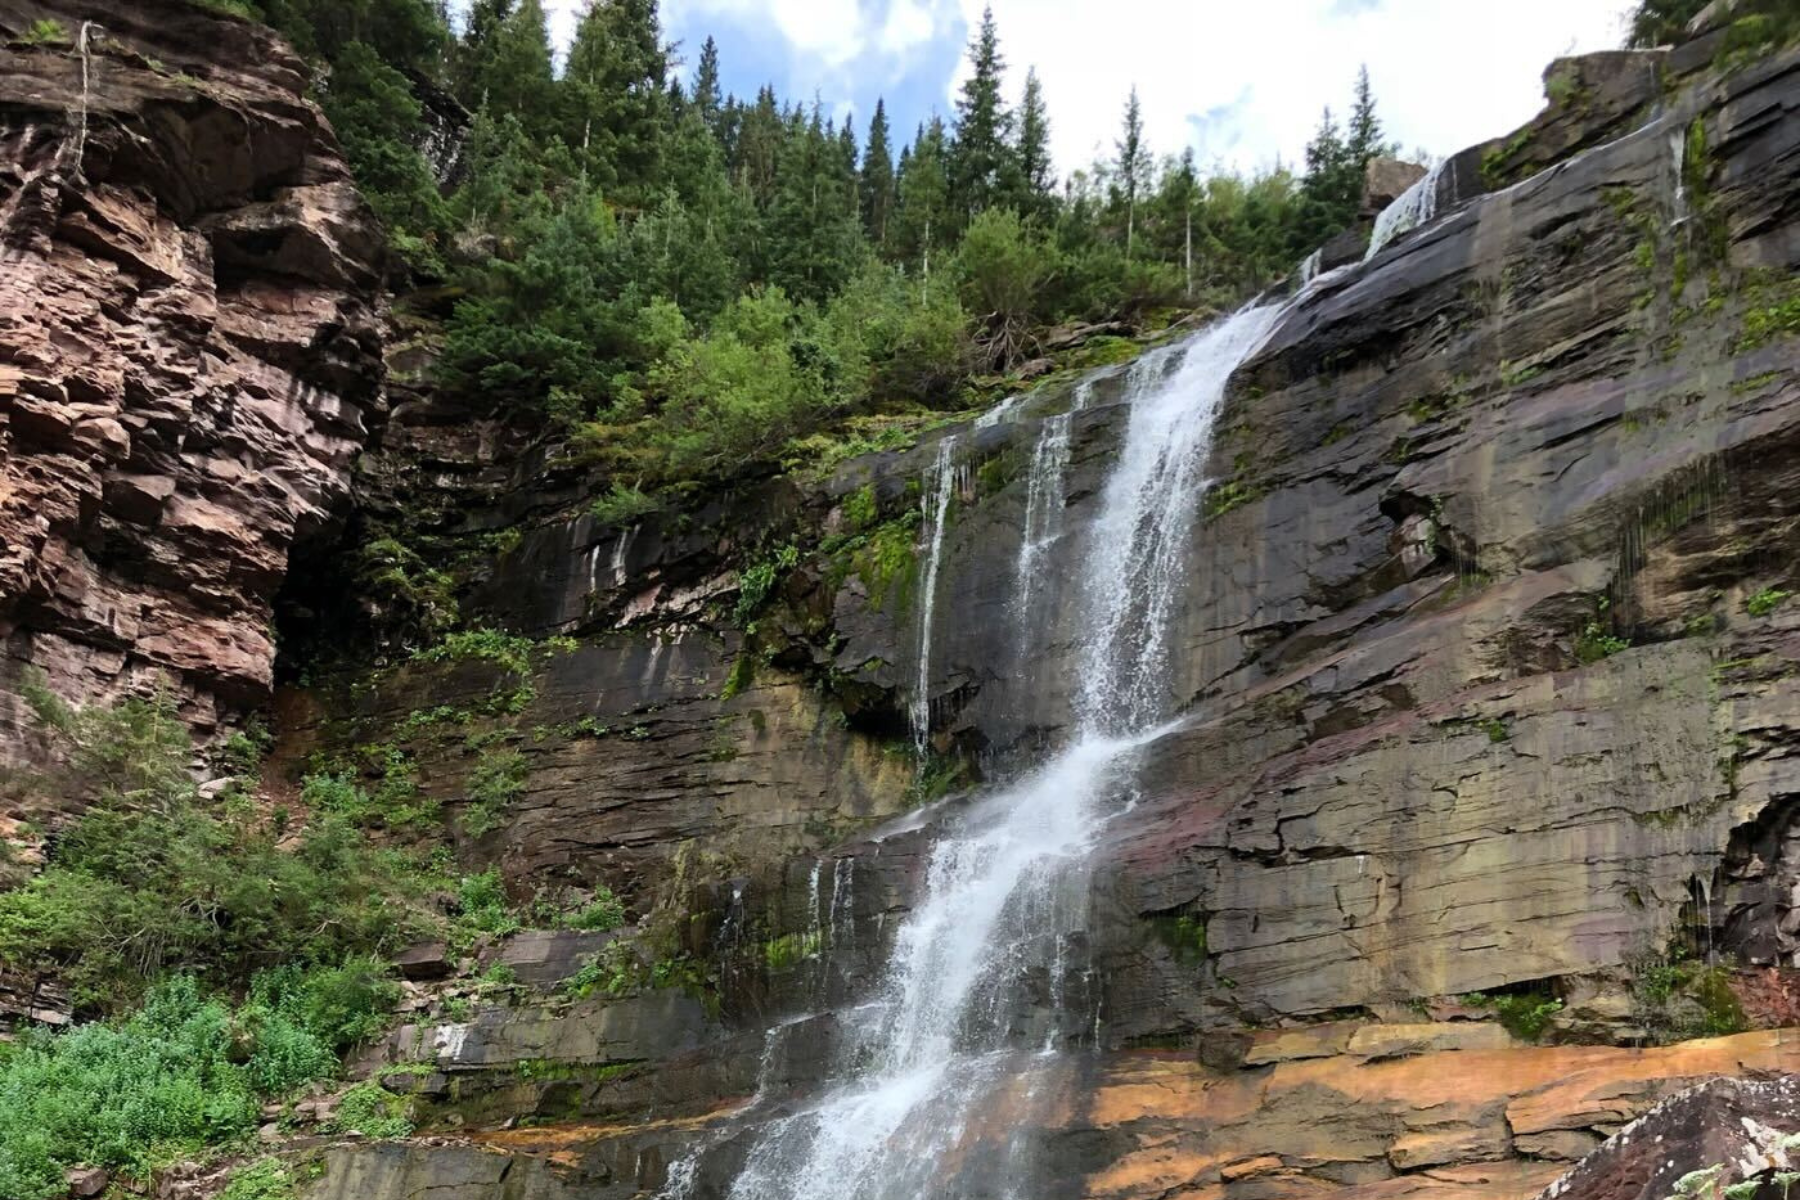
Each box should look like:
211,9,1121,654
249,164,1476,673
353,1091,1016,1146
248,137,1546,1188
692,35,723,136
895,116,951,279
1114,86,1152,256
480,0,555,137
948,6,1014,222
1011,66,1054,217
563,0,670,204
859,100,895,245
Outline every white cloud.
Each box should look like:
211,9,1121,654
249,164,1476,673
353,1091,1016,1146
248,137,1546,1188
547,0,1639,177
965,0,1636,174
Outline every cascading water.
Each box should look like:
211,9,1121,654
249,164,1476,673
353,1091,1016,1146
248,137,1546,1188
1364,157,1452,260
911,437,960,754
1013,411,1072,621
694,303,1287,1200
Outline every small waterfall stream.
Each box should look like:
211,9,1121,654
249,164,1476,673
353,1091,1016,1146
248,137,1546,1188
696,303,1286,1200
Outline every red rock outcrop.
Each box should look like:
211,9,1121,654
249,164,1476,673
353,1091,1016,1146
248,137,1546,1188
0,0,383,769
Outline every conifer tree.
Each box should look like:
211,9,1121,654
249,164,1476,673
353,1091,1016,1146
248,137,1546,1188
895,116,951,279
859,99,895,246
481,0,555,135
692,35,723,135
949,6,1015,221
1114,86,1152,256
1012,67,1054,217
563,0,670,202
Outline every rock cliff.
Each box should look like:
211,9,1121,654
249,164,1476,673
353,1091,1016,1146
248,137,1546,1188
0,0,384,787
1,3,1798,1199
290,29,1800,1200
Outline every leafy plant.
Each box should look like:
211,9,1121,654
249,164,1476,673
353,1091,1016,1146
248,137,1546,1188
1747,587,1790,617
589,483,661,528
327,1082,414,1139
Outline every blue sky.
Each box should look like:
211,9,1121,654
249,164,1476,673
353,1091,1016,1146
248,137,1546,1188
542,0,1641,178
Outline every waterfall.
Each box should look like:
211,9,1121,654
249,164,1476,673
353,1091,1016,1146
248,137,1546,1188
699,303,1285,1200
911,437,959,754
1365,157,1451,260
1013,411,1072,621
1299,245,1324,284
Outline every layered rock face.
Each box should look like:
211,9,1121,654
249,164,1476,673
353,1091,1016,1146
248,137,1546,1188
1,4,1786,1197
289,32,1800,1200
0,0,383,777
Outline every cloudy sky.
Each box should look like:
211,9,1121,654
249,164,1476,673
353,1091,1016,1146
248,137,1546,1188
543,0,1639,176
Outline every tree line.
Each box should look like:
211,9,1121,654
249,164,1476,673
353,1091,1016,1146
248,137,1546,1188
244,0,1398,484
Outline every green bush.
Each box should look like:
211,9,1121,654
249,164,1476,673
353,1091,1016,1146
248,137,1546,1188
561,887,626,932
327,1082,415,1139
219,1157,296,1200
0,682,431,1010
461,748,528,837
454,868,521,939
589,483,661,528
0,964,381,1200
1747,587,1790,617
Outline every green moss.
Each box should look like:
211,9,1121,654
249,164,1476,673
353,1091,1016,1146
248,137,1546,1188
1480,717,1510,744
852,513,923,613
1203,479,1261,521
1747,587,1790,617
721,651,758,700
1074,335,1141,368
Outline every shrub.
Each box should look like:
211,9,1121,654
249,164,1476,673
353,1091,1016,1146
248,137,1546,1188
561,887,626,932
455,868,521,939
219,1158,295,1200
1747,587,1790,617
0,967,374,1200
327,1082,414,1139
589,483,661,528
461,748,528,837
0,684,430,1010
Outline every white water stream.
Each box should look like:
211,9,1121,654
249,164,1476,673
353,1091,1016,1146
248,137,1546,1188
701,303,1286,1199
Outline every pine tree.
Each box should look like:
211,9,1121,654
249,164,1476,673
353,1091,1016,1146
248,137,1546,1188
563,0,670,204
452,0,511,110
1345,65,1385,169
692,35,723,136
895,116,951,280
1012,67,1054,216
948,6,1014,222
859,99,895,246
1114,86,1152,256
480,0,555,135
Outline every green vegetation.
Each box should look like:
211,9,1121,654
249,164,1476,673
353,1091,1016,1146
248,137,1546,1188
21,17,69,44
1631,949,1750,1042
763,929,823,972
219,1157,302,1200
0,677,429,1011
461,747,528,837
328,1081,416,1139
207,0,1403,496
1747,587,1790,617
589,483,661,528
0,965,396,1200
1462,989,1563,1041
734,542,800,629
